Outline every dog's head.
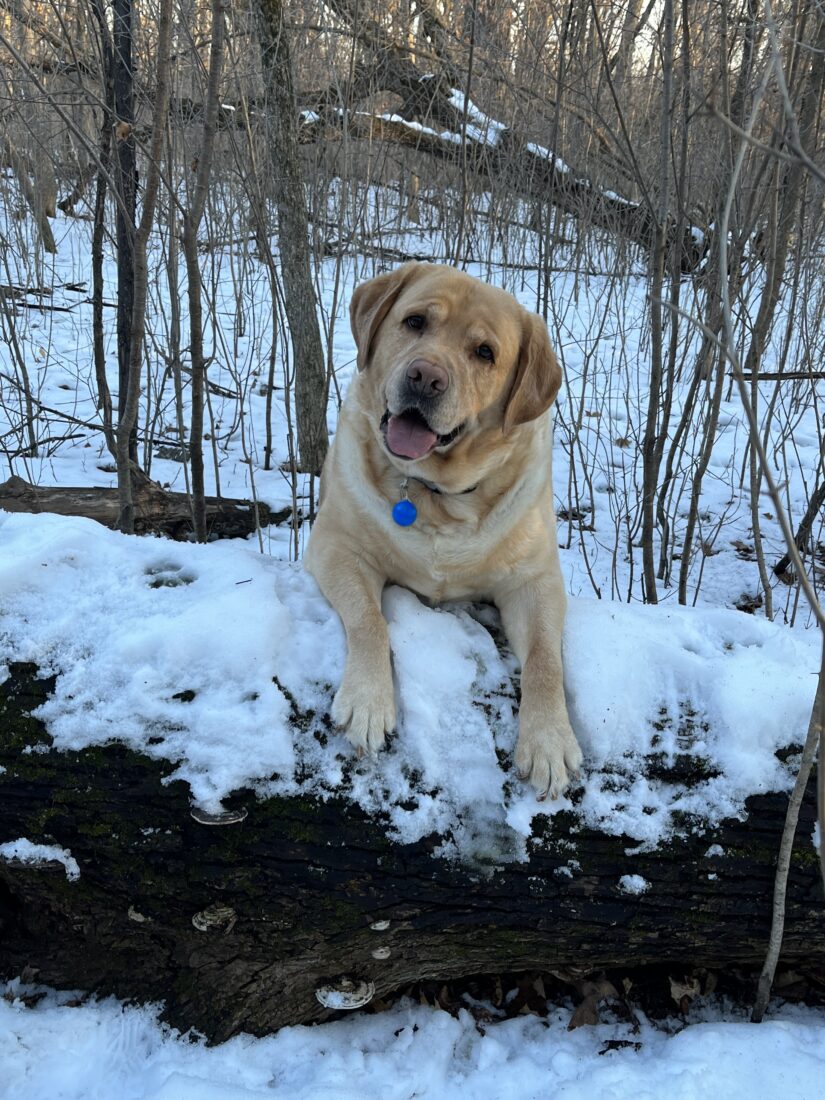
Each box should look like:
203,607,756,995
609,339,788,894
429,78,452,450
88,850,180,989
350,263,562,471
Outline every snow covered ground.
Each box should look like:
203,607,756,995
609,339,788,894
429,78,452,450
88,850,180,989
2,187,824,1095
3,981,825,1100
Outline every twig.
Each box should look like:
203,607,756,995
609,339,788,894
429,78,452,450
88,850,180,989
732,371,825,380
751,635,824,1021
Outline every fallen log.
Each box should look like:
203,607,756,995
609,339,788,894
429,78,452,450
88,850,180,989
0,661,822,1041
0,475,281,541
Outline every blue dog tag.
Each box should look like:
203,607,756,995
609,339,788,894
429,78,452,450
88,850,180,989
392,499,417,527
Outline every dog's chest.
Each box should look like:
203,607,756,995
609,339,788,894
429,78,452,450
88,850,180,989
385,517,511,601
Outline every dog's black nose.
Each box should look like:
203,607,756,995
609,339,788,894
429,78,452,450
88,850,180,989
406,358,449,396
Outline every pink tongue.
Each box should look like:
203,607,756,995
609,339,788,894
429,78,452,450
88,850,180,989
387,414,438,459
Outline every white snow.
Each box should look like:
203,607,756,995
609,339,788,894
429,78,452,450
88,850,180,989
0,838,80,881
377,100,544,157
2,982,825,1100
447,89,508,145
376,111,464,146
526,140,573,175
603,188,638,206
618,873,649,895
0,510,817,857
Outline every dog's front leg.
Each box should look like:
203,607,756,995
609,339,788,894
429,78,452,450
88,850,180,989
306,536,395,755
495,578,582,799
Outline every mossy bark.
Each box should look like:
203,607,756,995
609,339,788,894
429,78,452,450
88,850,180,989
0,662,822,1040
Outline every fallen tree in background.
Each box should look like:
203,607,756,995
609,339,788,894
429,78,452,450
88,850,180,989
0,476,277,541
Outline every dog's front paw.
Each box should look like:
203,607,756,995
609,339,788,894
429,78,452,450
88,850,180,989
515,721,583,801
332,671,396,756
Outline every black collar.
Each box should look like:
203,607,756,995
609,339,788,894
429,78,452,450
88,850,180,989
408,475,478,496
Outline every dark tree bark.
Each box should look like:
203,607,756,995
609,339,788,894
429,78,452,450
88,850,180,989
112,0,137,470
256,0,329,476
89,0,117,459
115,0,174,534
0,663,822,1041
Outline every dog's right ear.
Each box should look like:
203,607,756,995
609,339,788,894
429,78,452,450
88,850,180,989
350,263,423,371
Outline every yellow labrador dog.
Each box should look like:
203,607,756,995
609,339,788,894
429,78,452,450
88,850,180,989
306,262,582,799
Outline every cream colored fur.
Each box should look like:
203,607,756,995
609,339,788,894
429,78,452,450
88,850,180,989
305,262,582,799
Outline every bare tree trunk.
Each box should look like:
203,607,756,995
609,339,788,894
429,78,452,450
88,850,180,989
182,0,227,542
452,1,477,267
773,476,825,578
92,138,117,460
89,0,116,459
112,0,137,477
0,265,38,458
611,0,647,89
654,0,690,586
640,0,674,605
115,0,174,532
741,11,825,382
256,0,329,476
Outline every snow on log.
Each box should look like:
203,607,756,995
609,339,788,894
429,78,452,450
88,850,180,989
0,513,822,1039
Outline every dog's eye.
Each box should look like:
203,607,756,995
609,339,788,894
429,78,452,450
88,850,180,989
476,344,495,363
405,315,426,331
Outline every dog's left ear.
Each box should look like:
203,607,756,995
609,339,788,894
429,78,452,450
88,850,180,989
350,262,423,372
502,311,562,431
